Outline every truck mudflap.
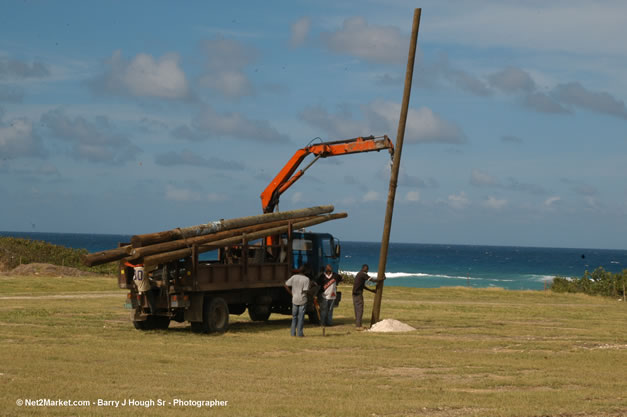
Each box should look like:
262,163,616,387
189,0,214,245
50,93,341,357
184,293,204,323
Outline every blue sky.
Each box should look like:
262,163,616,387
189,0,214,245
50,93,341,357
1,1,626,249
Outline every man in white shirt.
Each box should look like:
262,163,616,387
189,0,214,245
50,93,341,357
284,267,311,337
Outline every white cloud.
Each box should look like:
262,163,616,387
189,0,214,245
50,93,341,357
447,192,469,210
544,196,561,207
290,17,311,47
199,69,253,99
366,100,466,144
488,67,536,93
0,117,47,158
470,169,499,186
202,38,257,71
300,105,370,138
363,190,381,202
199,38,257,98
90,51,190,100
484,196,507,210
398,170,438,188
301,100,466,144
405,190,420,202
41,108,140,164
0,57,50,79
553,82,627,119
190,105,289,143
427,1,627,56
470,170,546,195
524,92,570,114
321,17,407,63
154,150,244,170
0,85,24,103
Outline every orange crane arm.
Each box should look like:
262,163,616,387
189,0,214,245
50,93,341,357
260,135,394,213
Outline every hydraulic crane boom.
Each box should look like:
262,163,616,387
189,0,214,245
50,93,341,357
261,135,394,213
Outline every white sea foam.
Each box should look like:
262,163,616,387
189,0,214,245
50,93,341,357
340,270,515,282
531,274,558,282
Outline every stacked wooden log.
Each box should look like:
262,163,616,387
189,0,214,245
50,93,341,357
83,205,347,267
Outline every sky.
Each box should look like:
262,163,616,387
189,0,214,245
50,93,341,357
1,0,626,249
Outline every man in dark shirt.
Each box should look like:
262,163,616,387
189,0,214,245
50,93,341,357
352,264,384,329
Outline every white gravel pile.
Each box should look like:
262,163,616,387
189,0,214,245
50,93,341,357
369,319,416,333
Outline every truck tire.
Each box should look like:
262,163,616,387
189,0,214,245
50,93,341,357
202,297,229,333
248,304,271,321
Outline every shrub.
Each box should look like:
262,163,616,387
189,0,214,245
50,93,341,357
339,271,355,286
550,267,627,299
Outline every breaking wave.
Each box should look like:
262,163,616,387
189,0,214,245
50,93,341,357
340,270,515,282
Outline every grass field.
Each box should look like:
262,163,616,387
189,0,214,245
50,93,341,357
1,275,626,417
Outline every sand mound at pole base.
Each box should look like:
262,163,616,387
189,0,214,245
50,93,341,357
369,319,416,333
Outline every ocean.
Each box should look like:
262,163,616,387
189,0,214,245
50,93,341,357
2,231,626,291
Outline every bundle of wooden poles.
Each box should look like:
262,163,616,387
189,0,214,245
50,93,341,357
83,205,347,267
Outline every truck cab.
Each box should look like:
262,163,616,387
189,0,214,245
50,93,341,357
291,232,341,278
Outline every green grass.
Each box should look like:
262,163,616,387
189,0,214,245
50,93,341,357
1,277,626,416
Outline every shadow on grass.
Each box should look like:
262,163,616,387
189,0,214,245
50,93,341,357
162,315,357,336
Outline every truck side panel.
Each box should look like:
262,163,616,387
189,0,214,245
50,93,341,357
194,262,289,292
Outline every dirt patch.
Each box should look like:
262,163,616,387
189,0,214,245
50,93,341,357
1,263,101,277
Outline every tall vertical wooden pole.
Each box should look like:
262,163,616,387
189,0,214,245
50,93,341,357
371,8,421,325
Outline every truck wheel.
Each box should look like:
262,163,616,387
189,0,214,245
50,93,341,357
203,297,229,333
248,304,271,321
